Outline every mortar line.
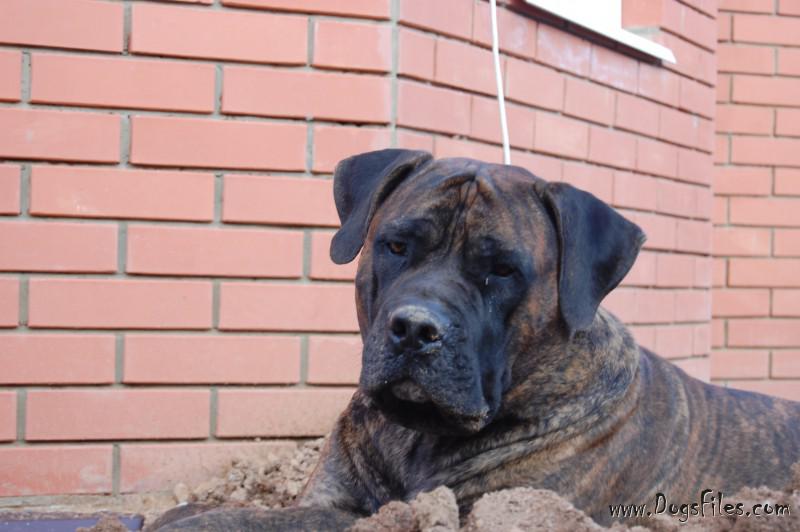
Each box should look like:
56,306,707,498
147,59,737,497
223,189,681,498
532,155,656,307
299,335,310,385
112,444,121,495
20,164,31,221
214,172,224,223
389,0,399,147
119,114,131,168
15,389,26,443
209,387,219,440
214,64,223,115
21,51,31,104
114,334,124,385
122,3,132,55
301,230,312,282
117,222,128,274
18,276,29,328
212,280,221,329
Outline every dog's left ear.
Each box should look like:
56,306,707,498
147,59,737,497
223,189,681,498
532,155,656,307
536,181,646,336
330,149,433,265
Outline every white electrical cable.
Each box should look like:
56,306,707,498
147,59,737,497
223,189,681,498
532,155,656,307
489,0,511,165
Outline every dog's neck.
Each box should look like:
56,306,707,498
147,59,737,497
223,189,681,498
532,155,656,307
500,307,641,445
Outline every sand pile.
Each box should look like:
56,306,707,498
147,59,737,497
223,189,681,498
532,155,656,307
165,441,798,532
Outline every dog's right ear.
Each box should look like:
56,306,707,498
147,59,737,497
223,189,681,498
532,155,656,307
330,149,433,265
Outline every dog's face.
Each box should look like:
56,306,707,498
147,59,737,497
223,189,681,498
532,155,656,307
330,150,644,435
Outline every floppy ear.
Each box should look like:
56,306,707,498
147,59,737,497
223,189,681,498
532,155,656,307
537,182,646,336
330,149,433,265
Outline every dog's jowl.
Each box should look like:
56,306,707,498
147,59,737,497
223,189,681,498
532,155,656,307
160,150,800,530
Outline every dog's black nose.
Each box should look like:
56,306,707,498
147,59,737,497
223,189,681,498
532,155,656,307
388,305,444,353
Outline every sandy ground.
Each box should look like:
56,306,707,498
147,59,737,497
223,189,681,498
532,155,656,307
2,439,798,531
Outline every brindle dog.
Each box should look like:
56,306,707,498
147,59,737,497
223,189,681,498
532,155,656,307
156,150,800,530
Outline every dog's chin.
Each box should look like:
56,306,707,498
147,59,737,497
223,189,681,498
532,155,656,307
371,379,493,436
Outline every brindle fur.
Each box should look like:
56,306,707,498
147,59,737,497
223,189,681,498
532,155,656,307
155,153,799,531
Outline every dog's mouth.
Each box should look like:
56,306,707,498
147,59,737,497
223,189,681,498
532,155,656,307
374,379,490,435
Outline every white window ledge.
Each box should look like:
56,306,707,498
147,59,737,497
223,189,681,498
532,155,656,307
524,0,676,64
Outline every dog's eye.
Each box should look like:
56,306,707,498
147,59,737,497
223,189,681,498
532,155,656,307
492,263,515,277
387,241,407,255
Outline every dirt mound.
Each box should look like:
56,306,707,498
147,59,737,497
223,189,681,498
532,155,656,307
76,514,130,532
180,438,323,510
348,486,459,532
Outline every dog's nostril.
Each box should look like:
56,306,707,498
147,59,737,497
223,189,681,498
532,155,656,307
390,317,408,339
418,323,439,343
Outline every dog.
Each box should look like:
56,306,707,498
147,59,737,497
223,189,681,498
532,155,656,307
156,150,799,530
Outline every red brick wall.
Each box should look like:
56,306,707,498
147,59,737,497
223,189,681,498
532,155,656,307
713,0,800,401
0,0,716,498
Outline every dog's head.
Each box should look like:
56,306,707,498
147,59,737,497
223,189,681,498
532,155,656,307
330,150,645,435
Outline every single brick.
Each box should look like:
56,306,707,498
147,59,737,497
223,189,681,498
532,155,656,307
309,232,358,281
0,221,117,273
0,49,20,102
470,96,535,150
732,136,800,167
719,0,775,13
638,63,680,107
613,171,658,211
0,446,112,496
772,350,800,378
624,211,677,251
729,258,800,287
219,282,358,332
0,277,19,328
26,389,210,441
473,2,536,58
776,108,800,137
123,335,301,384
505,58,564,111
223,67,390,123
588,127,636,169
677,148,710,187
399,0,473,40
710,350,770,380
28,278,213,329
223,175,338,226
398,28,435,80
533,112,588,160
727,380,800,402
655,253,695,288
680,78,715,118
776,168,800,196
0,108,119,163
120,441,297,493
536,24,590,76
655,325,695,359
0,0,122,52
733,13,800,45
130,116,306,171
127,225,303,278
0,392,15,441
307,335,362,385
775,229,800,256
733,75,800,106
717,44,774,74
615,93,659,137
676,219,711,254
397,80,471,136
713,227,771,257
716,104,773,135
216,388,355,437
31,53,215,113
778,48,800,76
30,166,214,222
590,45,638,93
313,19,391,72
659,107,704,149
712,288,770,317
313,125,391,174
773,289,800,316
222,0,389,19
564,78,614,125
636,137,678,178
130,2,306,63
0,165,20,215
0,334,115,385
730,197,800,226
435,38,497,95
656,180,699,218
